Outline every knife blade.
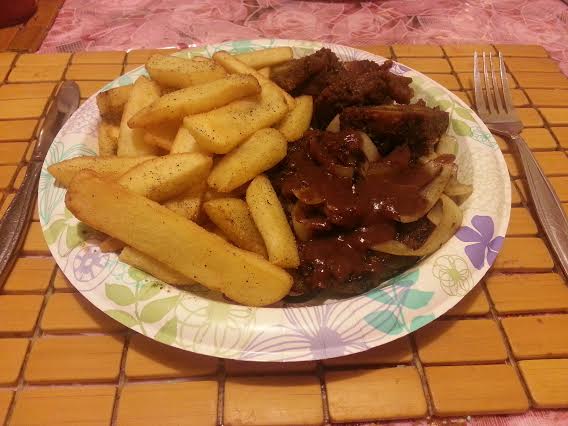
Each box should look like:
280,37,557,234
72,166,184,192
0,81,80,286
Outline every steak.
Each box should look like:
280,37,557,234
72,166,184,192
271,49,415,129
313,60,414,128
271,48,341,94
339,103,449,157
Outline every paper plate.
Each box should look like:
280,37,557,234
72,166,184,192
38,39,510,361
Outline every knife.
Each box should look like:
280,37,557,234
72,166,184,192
0,81,80,286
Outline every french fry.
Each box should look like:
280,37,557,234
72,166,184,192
235,47,293,69
276,95,313,142
65,171,293,306
183,84,288,154
96,85,132,122
163,180,206,221
170,127,209,154
203,188,234,201
128,74,261,129
142,123,179,151
246,175,300,268
160,86,178,95
48,155,155,188
212,51,295,109
203,198,267,257
143,133,173,151
99,237,126,253
98,121,119,155
207,128,287,192
146,54,227,88
119,246,192,285
258,67,270,78
118,153,212,202
117,76,162,156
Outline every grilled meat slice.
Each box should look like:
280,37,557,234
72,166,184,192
312,60,414,128
271,48,415,129
340,104,449,157
271,48,341,94
343,60,414,105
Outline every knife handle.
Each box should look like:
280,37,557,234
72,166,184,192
0,162,43,287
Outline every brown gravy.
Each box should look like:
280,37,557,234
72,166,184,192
271,130,438,292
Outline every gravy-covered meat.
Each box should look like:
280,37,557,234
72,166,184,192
340,103,449,157
313,61,414,128
344,60,414,104
271,130,438,293
271,49,414,129
271,48,341,93
265,48,460,297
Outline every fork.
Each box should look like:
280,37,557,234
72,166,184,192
473,51,568,278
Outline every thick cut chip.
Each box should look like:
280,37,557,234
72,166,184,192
246,175,300,268
99,237,126,253
163,180,206,221
128,74,261,128
276,95,313,142
98,121,119,155
203,198,267,257
207,128,287,192
96,85,132,123
48,155,154,188
65,171,293,306
146,54,227,88
234,47,293,69
117,76,162,156
212,50,295,109
119,246,192,285
142,123,179,151
170,127,209,154
258,67,270,78
117,153,212,202
183,84,288,154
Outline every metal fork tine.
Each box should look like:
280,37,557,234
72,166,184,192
473,51,488,114
499,52,515,114
489,52,502,113
482,52,496,113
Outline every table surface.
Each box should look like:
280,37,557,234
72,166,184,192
0,44,568,426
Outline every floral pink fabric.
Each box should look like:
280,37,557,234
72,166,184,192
40,0,568,74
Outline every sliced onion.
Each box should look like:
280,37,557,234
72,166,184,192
292,203,313,242
372,194,462,256
331,164,354,178
359,160,370,176
427,201,443,225
444,175,473,199
326,114,340,132
421,157,443,177
366,162,390,177
418,152,438,165
437,134,458,156
399,162,454,223
291,187,323,205
358,131,380,162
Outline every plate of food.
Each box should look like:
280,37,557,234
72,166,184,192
39,39,510,361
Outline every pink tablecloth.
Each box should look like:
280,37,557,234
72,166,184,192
40,0,568,75
38,1,568,425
